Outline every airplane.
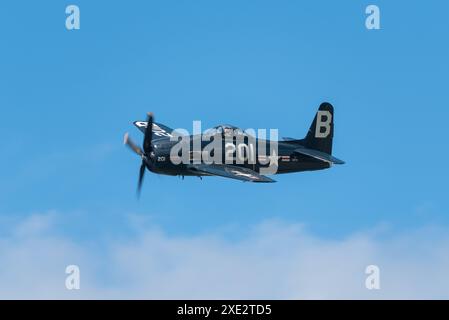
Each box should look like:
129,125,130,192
124,102,344,194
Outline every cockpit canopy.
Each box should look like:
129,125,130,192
205,124,245,137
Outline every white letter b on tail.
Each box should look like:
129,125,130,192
315,111,332,138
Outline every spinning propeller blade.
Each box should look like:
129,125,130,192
124,112,155,198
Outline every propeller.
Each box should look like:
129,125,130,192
124,112,155,197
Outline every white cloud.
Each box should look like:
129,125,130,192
0,214,448,299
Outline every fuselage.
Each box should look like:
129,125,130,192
147,135,330,177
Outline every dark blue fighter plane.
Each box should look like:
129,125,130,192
124,102,344,194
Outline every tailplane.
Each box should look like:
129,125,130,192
284,102,344,164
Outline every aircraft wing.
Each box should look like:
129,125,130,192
294,146,345,165
133,121,175,139
188,164,276,183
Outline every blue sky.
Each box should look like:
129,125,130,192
0,1,448,298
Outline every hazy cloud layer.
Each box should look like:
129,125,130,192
0,213,448,299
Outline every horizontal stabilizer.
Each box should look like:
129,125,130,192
294,147,345,165
282,137,298,141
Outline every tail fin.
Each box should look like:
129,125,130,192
283,102,344,164
303,102,334,154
